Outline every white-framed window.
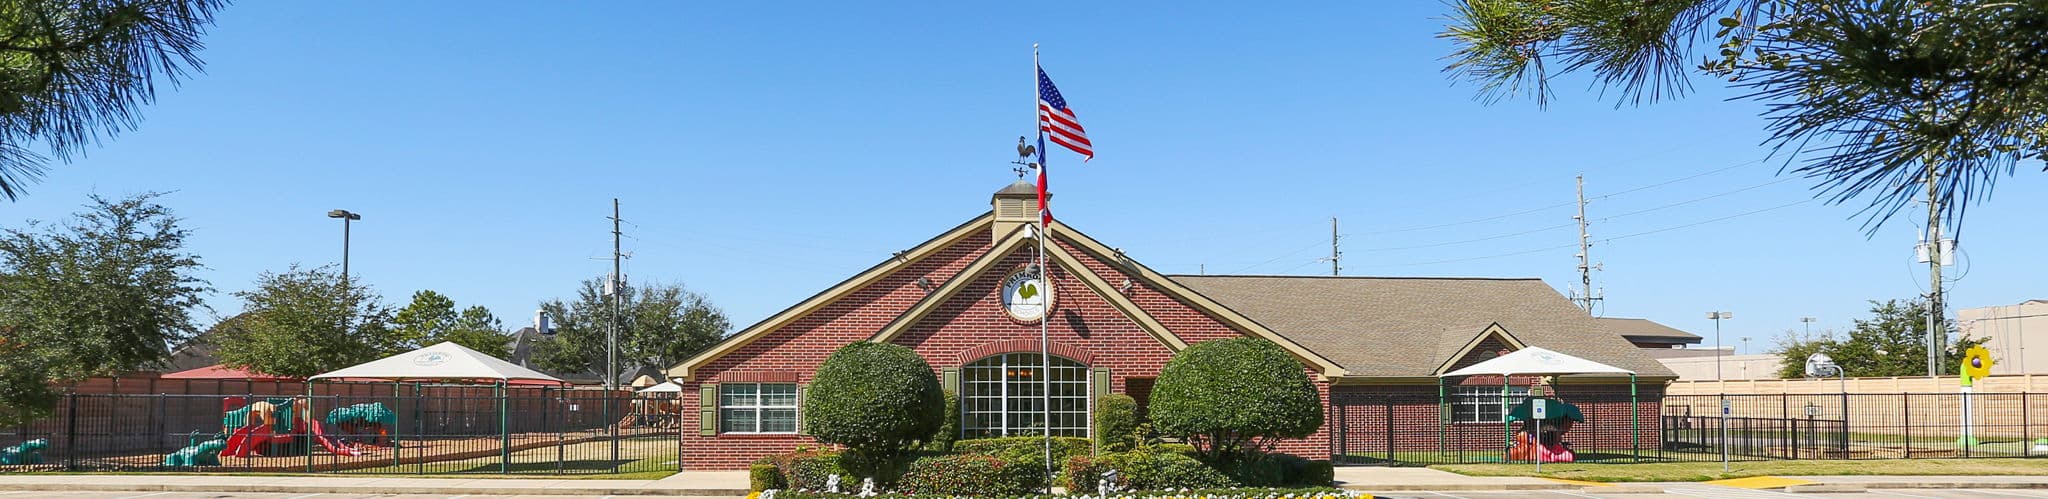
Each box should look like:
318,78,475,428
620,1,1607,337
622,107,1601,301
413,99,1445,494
961,353,1089,438
1450,386,1530,423
720,383,798,434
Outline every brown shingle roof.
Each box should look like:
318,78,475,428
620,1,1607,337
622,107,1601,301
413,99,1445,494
1166,275,1675,378
1595,317,1703,342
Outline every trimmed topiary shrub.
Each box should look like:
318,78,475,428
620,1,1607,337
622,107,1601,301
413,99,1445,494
953,436,1091,465
896,453,1042,496
1298,459,1335,487
802,342,945,465
1150,338,1323,462
750,461,786,491
1094,393,1139,452
932,388,959,452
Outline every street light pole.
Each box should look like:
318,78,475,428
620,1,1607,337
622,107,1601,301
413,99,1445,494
1801,316,1819,341
326,210,362,281
1708,312,1733,381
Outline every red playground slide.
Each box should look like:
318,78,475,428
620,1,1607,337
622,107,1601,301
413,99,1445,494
221,426,265,458
308,421,362,457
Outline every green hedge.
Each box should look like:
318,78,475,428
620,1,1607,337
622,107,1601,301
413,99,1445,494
1094,394,1139,452
803,342,945,459
1062,447,1234,493
895,453,1042,496
932,388,960,452
1215,453,1332,487
765,450,845,491
952,436,1091,467
750,462,786,492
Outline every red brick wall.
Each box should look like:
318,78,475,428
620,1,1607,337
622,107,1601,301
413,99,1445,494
679,232,1338,469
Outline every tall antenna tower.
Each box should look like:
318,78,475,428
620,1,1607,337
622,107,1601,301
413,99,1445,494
1571,175,1603,312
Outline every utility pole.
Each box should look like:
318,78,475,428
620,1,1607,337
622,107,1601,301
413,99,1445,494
1924,166,1946,377
1322,217,1341,276
1572,175,1601,312
609,199,624,391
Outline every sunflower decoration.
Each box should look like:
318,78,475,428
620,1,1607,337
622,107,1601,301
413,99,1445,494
1961,345,1994,386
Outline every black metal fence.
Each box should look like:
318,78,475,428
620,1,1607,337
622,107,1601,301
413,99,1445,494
0,386,681,474
1333,392,2048,465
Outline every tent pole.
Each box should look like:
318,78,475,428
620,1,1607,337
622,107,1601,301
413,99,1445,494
500,381,510,474
1502,375,1511,465
1630,374,1639,463
392,381,402,468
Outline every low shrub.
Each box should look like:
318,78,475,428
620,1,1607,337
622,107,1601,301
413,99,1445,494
1094,394,1139,452
1064,446,1235,492
750,462,786,492
1214,453,1333,487
766,450,845,491
896,453,1042,496
953,436,1091,473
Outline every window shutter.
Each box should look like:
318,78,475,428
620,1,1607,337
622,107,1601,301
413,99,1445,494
1091,367,1111,398
699,383,718,436
941,367,959,391
796,384,809,436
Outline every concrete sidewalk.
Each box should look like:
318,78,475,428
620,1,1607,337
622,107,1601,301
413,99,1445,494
1333,467,1577,491
0,471,751,496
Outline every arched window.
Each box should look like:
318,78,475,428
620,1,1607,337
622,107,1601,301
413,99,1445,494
961,353,1089,438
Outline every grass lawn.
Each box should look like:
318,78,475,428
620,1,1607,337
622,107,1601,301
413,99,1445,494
1432,458,2048,482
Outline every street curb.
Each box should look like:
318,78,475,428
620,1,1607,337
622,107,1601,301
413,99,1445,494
1784,484,1866,493
1860,482,2048,489
1586,485,1667,494
0,482,752,497
1342,483,1577,491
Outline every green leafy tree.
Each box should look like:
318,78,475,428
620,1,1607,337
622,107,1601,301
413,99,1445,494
1774,299,1984,378
0,194,207,425
802,342,945,465
531,277,728,378
215,265,391,379
0,0,226,200
628,283,730,373
391,290,509,357
444,305,511,358
1149,338,1322,463
1439,0,2048,231
389,290,455,353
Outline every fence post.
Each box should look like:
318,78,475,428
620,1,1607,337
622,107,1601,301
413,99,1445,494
2024,393,2031,458
1384,397,1395,465
1902,394,1912,459
62,394,77,471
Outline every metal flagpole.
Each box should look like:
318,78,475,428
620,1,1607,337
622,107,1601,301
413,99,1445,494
1033,42,1056,493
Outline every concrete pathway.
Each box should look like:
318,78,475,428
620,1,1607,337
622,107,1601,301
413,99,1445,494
1333,467,1574,491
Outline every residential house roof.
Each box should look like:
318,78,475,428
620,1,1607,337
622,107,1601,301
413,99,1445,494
1169,275,1676,378
1595,317,1703,344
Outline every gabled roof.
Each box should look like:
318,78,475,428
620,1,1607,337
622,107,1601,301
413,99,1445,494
668,211,1350,380
312,341,565,383
1595,317,1702,343
1168,275,1675,378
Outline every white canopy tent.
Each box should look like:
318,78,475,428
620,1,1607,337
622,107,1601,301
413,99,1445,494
310,341,565,384
309,341,566,473
1442,346,1634,377
1439,346,1640,469
636,381,682,393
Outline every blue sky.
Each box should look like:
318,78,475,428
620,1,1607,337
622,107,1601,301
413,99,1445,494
6,2,2043,356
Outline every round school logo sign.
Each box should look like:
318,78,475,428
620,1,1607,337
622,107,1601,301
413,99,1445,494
1000,267,1051,322
412,352,450,367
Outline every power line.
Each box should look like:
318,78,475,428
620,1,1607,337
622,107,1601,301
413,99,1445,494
1347,158,1767,237
1360,198,1815,269
1598,177,1796,221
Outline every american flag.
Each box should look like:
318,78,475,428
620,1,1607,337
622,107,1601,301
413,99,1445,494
1037,66,1092,160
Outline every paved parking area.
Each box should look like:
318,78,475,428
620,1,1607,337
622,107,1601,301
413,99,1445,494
1364,488,2048,499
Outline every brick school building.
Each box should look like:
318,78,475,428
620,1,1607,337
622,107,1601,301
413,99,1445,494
667,182,1674,470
